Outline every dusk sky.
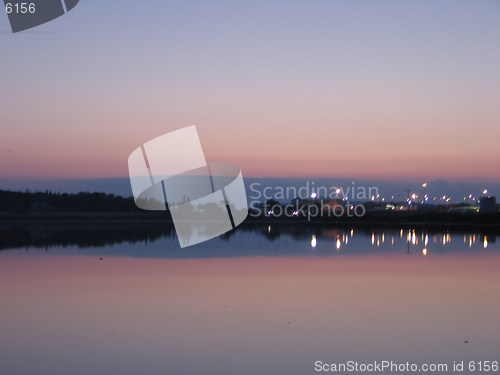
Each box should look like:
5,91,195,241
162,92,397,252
1,0,499,182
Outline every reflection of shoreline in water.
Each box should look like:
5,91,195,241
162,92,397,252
0,222,498,256
0,222,175,251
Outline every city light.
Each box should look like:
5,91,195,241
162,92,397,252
303,229,491,252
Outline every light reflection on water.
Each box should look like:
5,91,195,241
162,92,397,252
0,223,498,258
0,223,499,375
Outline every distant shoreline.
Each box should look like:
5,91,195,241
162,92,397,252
1,189,499,230
1,211,499,230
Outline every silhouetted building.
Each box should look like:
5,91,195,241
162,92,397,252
479,196,497,213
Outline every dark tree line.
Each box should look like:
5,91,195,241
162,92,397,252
0,189,140,212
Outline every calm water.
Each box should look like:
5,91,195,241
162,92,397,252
1,223,499,375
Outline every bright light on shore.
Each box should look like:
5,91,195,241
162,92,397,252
483,189,488,195
422,183,427,188
311,192,317,198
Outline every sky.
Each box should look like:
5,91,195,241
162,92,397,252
1,0,499,182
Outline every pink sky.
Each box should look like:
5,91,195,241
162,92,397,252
1,1,499,182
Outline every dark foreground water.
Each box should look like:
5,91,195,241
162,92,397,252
1,223,499,375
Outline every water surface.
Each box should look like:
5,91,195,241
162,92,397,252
1,224,499,375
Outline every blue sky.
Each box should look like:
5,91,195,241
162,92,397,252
1,0,499,181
